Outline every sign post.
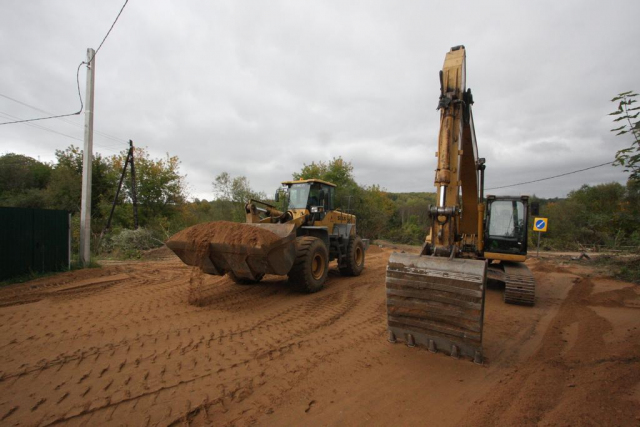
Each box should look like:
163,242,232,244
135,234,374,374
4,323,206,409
532,217,548,257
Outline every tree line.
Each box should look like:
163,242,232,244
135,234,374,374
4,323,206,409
1,147,639,256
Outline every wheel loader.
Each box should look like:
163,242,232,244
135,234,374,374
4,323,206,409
167,179,368,293
386,46,536,363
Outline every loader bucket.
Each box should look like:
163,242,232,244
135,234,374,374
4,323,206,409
386,253,487,362
166,221,297,281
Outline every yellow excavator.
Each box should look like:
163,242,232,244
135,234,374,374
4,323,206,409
386,46,535,363
167,179,367,293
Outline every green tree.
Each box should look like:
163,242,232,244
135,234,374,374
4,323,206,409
212,172,265,222
0,153,52,208
111,147,188,231
539,182,639,249
292,158,399,239
47,145,118,217
293,157,360,211
610,91,640,180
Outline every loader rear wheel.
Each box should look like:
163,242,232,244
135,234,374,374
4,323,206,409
288,236,328,293
227,271,264,285
339,235,365,276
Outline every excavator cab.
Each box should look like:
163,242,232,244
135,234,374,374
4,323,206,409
484,195,529,259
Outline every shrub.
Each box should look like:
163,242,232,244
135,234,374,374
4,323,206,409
100,227,163,259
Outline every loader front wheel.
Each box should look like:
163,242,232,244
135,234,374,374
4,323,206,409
289,236,328,293
227,271,264,285
339,235,365,276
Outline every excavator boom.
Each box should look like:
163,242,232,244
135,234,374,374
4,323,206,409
386,46,488,362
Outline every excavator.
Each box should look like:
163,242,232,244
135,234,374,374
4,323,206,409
167,178,367,293
386,46,535,363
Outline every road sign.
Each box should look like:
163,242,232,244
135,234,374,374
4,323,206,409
533,217,548,232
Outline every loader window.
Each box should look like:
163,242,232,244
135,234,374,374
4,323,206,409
328,187,335,210
488,200,524,239
288,183,310,209
308,184,322,207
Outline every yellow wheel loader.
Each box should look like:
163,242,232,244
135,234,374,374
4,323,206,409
386,46,536,363
167,179,368,293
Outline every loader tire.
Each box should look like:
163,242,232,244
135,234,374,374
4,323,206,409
227,271,264,285
288,236,328,293
339,235,365,276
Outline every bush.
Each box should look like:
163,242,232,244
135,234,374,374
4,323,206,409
100,227,163,259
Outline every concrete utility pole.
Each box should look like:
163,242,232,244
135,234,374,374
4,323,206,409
79,48,96,266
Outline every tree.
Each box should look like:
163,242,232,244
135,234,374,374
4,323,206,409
292,158,399,239
212,172,265,222
610,91,640,180
0,153,52,208
47,145,118,216
110,147,188,229
293,157,360,211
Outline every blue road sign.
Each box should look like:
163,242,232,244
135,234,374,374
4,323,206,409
533,217,548,232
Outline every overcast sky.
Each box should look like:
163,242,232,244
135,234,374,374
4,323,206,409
1,0,638,199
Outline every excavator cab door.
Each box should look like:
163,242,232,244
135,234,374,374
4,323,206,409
484,196,529,257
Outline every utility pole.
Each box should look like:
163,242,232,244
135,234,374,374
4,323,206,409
129,140,139,229
79,48,96,266
102,140,139,235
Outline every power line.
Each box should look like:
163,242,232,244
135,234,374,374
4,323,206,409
0,111,83,142
88,0,129,64
0,64,84,126
0,110,127,151
0,92,127,143
485,161,613,191
0,0,129,126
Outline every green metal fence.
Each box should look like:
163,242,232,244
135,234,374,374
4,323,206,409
0,207,70,280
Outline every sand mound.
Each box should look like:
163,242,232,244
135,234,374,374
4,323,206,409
168,221,281,249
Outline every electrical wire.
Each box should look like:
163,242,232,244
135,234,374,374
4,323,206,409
87,0,129,64
0,0,129,126
485,161,613,190
0,111,83,142
0,110,127,151
0,92,127,143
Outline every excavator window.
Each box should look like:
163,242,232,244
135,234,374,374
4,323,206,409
488,200,524,239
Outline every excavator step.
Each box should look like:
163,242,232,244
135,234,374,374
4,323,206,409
503,262,535,306
386,253,487,363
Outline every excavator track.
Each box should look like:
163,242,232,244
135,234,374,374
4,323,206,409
503,262,535,306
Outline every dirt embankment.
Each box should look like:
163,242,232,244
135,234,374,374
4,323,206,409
0,249,638,426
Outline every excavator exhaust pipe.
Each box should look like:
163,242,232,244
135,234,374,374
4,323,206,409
386,253,487,362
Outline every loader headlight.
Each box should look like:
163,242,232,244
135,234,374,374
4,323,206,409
311,206,324,213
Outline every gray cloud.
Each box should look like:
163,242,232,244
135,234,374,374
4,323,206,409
1,0,638,200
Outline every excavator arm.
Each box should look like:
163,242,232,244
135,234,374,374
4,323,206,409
386,46,488,363
425,45,484,256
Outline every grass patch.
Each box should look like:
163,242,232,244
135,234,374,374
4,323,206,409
593,255,640,284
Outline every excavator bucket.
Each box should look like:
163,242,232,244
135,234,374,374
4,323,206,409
386,253,487,362
166,221,297,281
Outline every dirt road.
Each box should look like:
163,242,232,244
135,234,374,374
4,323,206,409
0,246,638,426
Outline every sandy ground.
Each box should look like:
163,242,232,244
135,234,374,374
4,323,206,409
0,245,639,426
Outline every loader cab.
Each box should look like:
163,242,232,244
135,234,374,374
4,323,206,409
281,179,336,217
484,195,529,260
